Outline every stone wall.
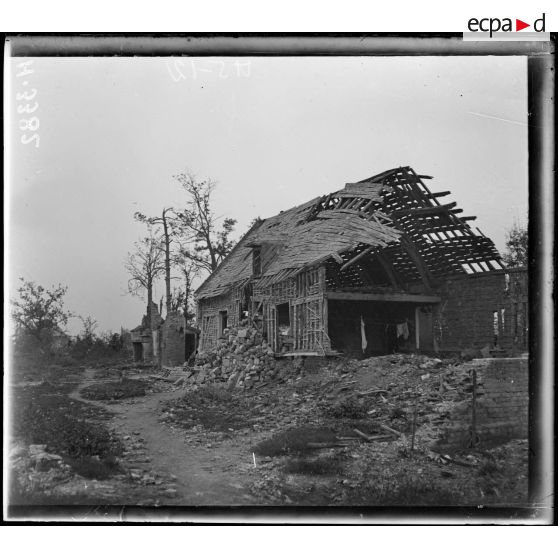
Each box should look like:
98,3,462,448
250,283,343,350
434,268,528,353
161,312,186,367
435,357,528,450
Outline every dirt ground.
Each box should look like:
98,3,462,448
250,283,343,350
7,355,529,510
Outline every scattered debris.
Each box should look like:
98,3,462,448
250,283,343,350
10,353,528,507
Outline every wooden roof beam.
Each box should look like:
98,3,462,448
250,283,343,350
391,202,457,218
339,245,375,272
426,190,451,198
326,291,441,303
374,252,402,290
399,235,438,292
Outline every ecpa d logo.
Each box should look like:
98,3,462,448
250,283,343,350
467,13,546,37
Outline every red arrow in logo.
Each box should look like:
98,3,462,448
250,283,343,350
516,19,531,31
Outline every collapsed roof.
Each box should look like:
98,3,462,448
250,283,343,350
196,166,503,300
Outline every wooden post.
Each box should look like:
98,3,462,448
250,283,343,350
323,295,329,351
471,369,477,448
411,396,419,452
415,306,420,350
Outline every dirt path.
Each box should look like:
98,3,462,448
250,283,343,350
69,369,261,506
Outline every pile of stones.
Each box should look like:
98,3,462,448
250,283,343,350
191,324,301,389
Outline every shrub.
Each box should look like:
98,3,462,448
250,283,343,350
478,459,500,477
64,455,122,480
69,330,131,363
283,456,345,476
389,407,406,420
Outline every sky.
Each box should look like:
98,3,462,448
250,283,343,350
5,54,528,335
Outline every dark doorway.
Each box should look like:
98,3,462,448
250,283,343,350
328,299,417,357
184,332,197,360
277,303,290,328
417,306,434,351
219,311,228,336
276,302,293,352
133,342,143,362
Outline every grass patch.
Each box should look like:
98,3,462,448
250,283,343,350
253,426,338,457
283,456,345,476
10,361,84,390
80,378,148,401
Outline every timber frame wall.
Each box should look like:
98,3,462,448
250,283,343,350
197,266,332,355
253,265,331,354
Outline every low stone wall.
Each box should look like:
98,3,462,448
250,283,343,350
434,357,528,450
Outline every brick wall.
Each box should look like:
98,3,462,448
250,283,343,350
434,268,528,353
434,357,528,450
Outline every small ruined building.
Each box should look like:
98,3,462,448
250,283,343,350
195,166,528,359
131,302,199,366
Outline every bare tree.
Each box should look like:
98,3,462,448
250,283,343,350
125,228,166,329
134,208,178,317
174,171,237,273
173,250,201,324
78,315,98,342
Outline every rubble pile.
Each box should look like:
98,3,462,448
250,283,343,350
164,352,474,446
9,441,83,502
317,354,474,445
174,344,476,448
155,350,528,506
190,324,301,389
167,345,519,455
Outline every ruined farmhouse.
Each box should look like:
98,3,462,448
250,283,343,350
195,166,528,358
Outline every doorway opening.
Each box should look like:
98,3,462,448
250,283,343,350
219,310,228,337
328,300,421,358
